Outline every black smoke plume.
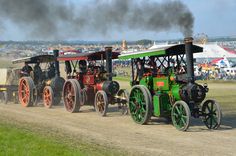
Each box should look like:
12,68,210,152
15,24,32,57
0,0,194,40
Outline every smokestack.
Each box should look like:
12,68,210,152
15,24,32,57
53,49,60,77
184,37,194,83
105,47,112,81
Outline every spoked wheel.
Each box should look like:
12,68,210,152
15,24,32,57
201,99,222,129
3,91,8,104
94,91,108,116
81,88,87,106
43,86,54,108
129,85,152,124
63,79,81,113
171,101,190,131
18,77,35,107
117,89,130,115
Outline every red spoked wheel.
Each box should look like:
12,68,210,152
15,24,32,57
94,91,108,116
43,86,54,108
63,79,81,113
18,77,35,107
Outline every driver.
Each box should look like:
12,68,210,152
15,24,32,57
134,58,144,82
34,61,42,84
21,62,33,76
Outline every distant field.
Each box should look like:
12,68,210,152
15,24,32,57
0,57,16,68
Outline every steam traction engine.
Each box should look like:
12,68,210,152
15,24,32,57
13,50,65,108
119,37,222,131
58,47,129,116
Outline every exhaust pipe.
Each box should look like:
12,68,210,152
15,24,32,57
105,47,112,81
53,49,60,77
184,37,194,83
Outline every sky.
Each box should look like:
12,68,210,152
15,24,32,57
0,0,236,41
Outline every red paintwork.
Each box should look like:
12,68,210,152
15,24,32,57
57,56,88,61
83,75,95,85
96,82,103,91
156,81,165,87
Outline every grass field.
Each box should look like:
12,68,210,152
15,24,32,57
0,58,17,68
0,121,125,156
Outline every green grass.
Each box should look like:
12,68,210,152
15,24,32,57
0,122,124,156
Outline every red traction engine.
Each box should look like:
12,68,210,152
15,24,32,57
58,47,129,116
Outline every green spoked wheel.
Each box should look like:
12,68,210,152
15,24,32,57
171,101,190,131
129,85,152,125
201,99,222,129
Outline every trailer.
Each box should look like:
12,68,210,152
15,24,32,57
0,68,20,104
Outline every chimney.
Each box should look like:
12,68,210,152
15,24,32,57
184,37,194,83
105,47,112,81
53,49,60,77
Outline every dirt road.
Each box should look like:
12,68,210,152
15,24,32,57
0,82,236,156
0,102,236,156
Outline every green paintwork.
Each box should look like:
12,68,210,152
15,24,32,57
119,50,166,60
153,76,169,91
171,84,181,100
137,71,182,117
153,95,160,116
139,76,153,90
153,93,171,117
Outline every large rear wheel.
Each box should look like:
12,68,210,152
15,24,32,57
94,91,108,116
129,85,152,124
171,101,190,131
201,99,222,129
43,86,54,108
18,77,35,107
63,79,81,113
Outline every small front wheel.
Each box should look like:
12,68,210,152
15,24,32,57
43,86,54,108
3,91,8,104
117,89,129,115
201,99,222,129
94,91,108,116
171,101,190,131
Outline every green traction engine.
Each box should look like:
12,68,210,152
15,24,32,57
119,37,222,131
